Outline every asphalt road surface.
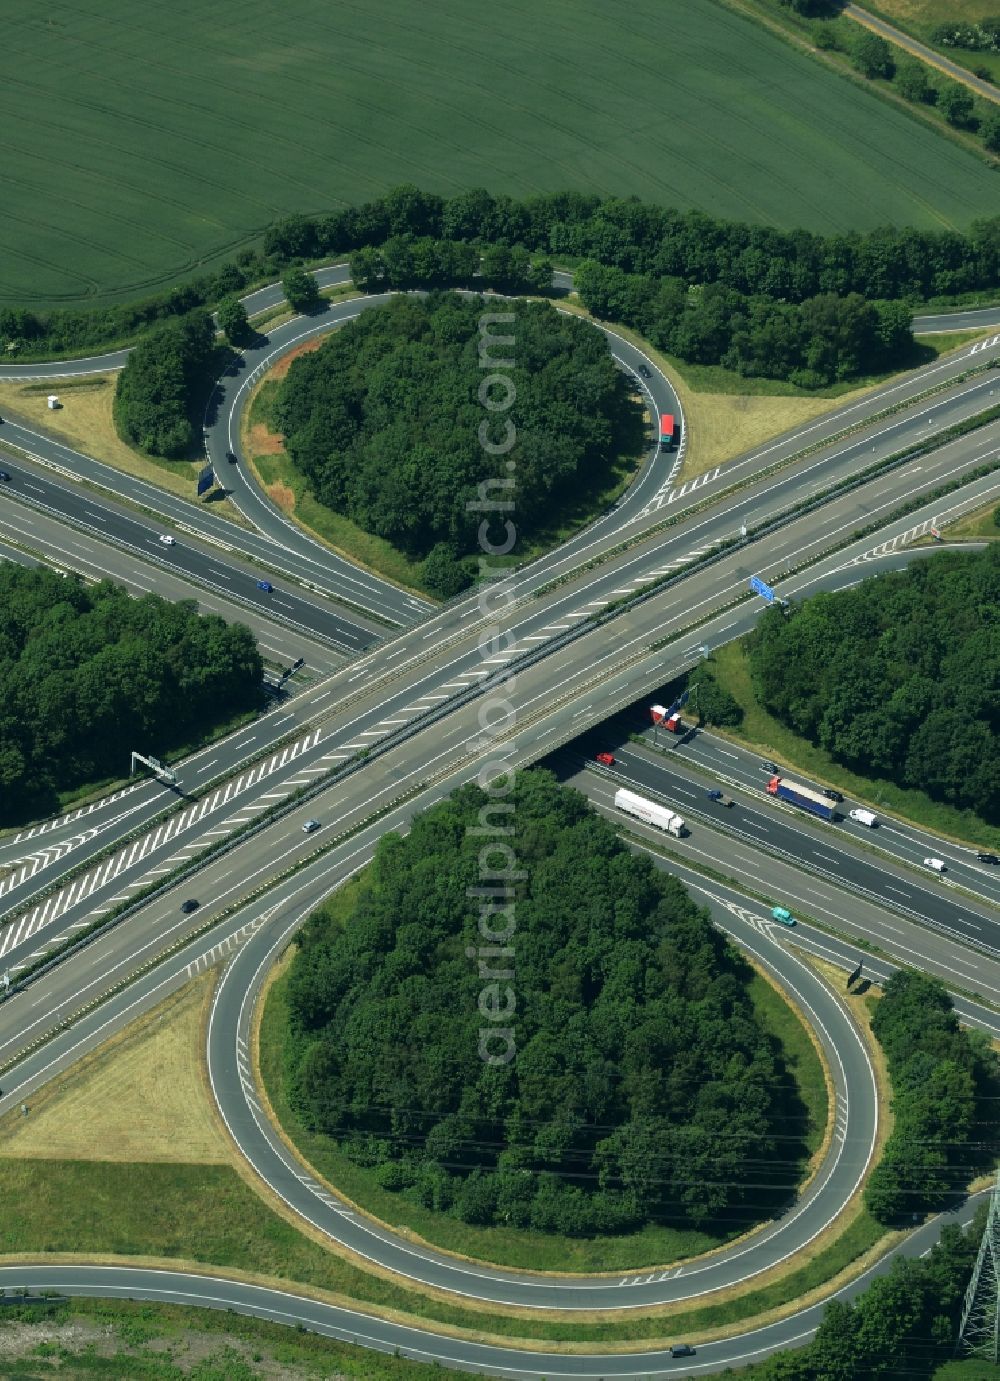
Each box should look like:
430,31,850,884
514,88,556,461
3,448,997,978
5,334,996,922
0,268,998,1369
0,467,378,655
0,768,995,1372
567,764,1000,1012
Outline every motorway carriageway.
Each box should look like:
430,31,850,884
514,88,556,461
563,759,1000,1010
1,335,995,905
0,750,995,1370
3,336,999,673
0,442,384,654
562,703,1000,919
0,504,350,675
1,449,998,978
2,281,999,638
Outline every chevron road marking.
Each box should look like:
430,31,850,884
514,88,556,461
0,727,323,966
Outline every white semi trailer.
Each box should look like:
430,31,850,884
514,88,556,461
614,787,685,837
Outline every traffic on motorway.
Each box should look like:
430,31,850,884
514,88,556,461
2,264,1000,1377
573,722,1000,927
2,450,996,984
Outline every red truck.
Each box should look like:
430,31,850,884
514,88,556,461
660,414,677,449
650,704,684,733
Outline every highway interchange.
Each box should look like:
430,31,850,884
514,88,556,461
0,267,999,1374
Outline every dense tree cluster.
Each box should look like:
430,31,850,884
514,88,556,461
264,187,1000,304
687,668,744,728
852,31,895,81
350,237,553,295
217,295,250,346
5,187,1000,365
745,547,1000,821
282,266,322,313
274,293,627,561
938,81,978,129
113,311,215,456
741,1209,983,1379
575,262,913,386
0,568,263,824
865,971,998,1225
283,773,801,1237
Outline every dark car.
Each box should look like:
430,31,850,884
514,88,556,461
225,449,237,463
823,788,844,802
760,759,778,773
180,898,199,914
0,471,10,482
637,363,652,378
977,852,999,864
256,580,273,593
670,1344,695,1358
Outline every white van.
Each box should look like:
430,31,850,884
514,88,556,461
849,808,878,827
923,857,946,873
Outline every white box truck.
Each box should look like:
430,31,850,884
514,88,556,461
849,808,878,827
614,787,685,837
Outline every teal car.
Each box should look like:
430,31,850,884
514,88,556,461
771,906,796,926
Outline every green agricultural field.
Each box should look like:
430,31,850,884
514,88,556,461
3,0,999,308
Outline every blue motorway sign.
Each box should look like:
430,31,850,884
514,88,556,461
749,575,776,604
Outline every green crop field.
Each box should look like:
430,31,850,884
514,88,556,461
4,0,998,308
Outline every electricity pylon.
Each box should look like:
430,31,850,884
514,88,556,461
956,1168,1000,1361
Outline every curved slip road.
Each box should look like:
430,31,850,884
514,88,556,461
205,859,878,1312
0,1196,986,1381
0,275,682,626
0,730,995,1372
202,293,684,568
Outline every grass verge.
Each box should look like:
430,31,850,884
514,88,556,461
699,640,1000,850
747,971,828,1163
939,496,1000,540
0,967,892,1345
555,303,990,484
0,1298,484,1380
0,977,228,1165
0,378,249,529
